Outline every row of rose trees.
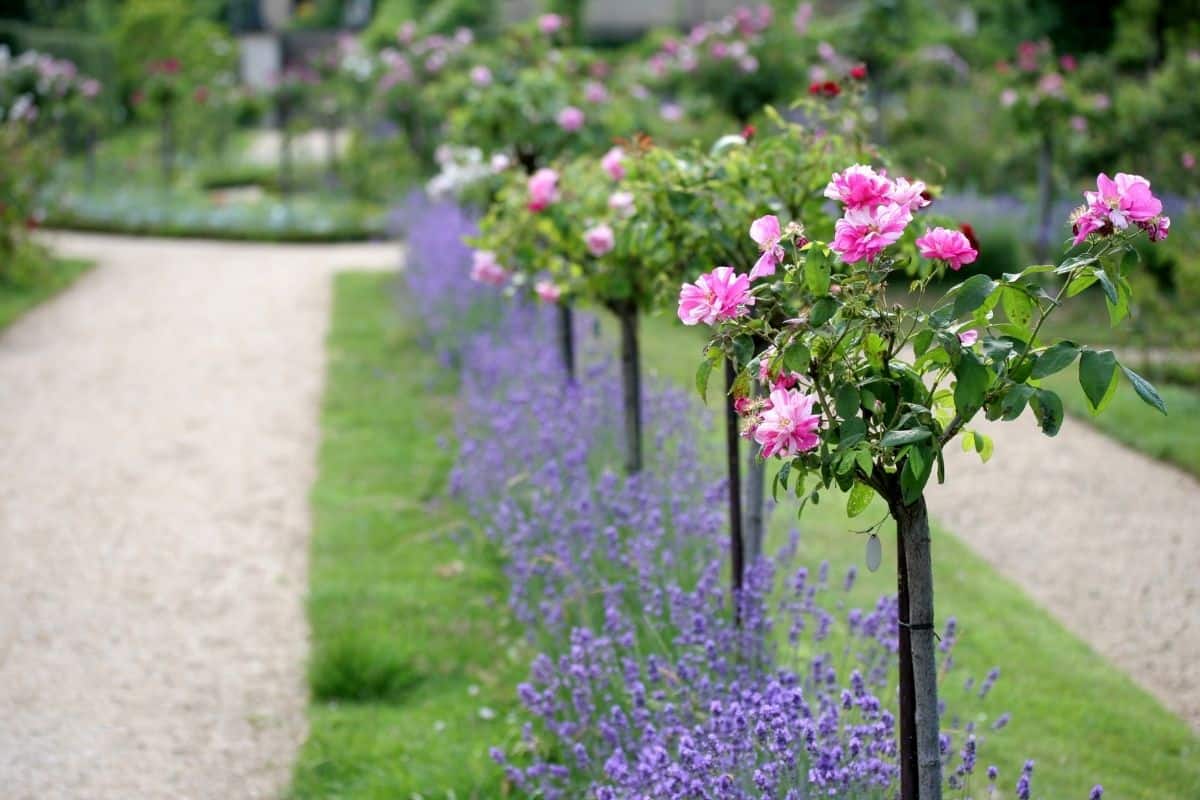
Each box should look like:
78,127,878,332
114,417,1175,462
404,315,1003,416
450,12,1169,800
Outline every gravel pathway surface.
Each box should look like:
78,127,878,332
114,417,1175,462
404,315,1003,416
927,411,1200,729
0,232,398,800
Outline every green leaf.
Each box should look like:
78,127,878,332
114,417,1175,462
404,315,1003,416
783,343,811,374
1030,342,1079,378
696,359,714,403
1001,286,1036,330
1030,388,1064,436
1000,384,1035,420
1066,273,1098,298
1078,349,1119,412
912,329,934,357
1120,365,1168,415
1093,268,1119,305
953,351,990,417
962,431,995,463
952,274,997,318
835,386,861,419
882,428,932,447
838,417,867,448
855,446,874,476
900,445,934,504
846,482,875,518
809,296,838,326
1105,277,1131,326
805,249,831,295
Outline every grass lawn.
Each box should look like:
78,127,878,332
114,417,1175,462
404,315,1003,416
294,275,1198,799
289,272,523,799
0,257,92,333
627,308,1200,800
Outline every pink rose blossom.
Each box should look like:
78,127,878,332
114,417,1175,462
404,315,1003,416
601,147,626,181
470,65,492,86
470,251,508,286
584,224,615,256
677,266,755,326
710,41,729,59
831,203,913,264
527,168,559,212
757,349,801,390
748,214,786,280
660,102,683,121
538,13,564,34
491,153,511,171
1037,72,1065,97
824,164,894,210
753,388,822,459
585,81,608,103
958,329,979,346
915,227,978,270
535,280,561,303
1145,215,1171,242
1183,152,1196,170
739,56,759,73
1070,115,1088,133
1073,172,1164,244
889,177,930,211
1000,88,1019,108
608,191,636,217
1059,54,1077,72
557,105,585,132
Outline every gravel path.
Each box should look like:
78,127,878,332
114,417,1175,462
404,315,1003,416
927,411,1200,729
0,232,398,800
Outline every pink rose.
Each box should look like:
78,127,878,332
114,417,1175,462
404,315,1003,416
677,266,755,326
535,280,561,303
831,203,913,264
748,214,785,280
527,168,559,212
470,251,508,286
557,105,585,132
915,227,978,270
753,388,822,459
601,147,625,181
584,224,615,257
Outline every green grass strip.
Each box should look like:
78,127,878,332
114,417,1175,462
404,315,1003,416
0,257,92,333
290,273,523,799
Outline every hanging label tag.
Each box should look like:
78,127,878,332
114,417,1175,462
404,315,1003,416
866,533,882,572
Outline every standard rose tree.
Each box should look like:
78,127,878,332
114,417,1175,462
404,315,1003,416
678,166,1170,800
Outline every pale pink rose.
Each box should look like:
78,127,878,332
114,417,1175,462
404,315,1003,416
1038,72,1065,97
608,191,636,217
677,266,755,326
660,102,683,121
748,214,785,280
1093,93,1111,110
584,81,608,104
889,177,930,211
1000,88,1019,108
470,251,508,286
958,329,979,346
490,153,511,172
470,65,492,86
915,226,978,270
527,168,559,212
753,388,821,459
710,41,729,59
1070,115,1087,133
538,13,564,34
80,78,101,98
584,224,615,257
831,203,913,264
535,280,561,303
824,164,894,210
793,2,814,33
601,147,625,181
1183,152,1196,170
739,56,759,73
397,21,416,44
557,105,585,132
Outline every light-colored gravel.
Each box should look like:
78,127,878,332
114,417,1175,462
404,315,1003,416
927,411,1200,729
0,232,398,800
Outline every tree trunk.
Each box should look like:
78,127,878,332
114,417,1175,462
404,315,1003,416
1034,132,1055,264
896,522,919,800
894,495,942,800
742,379,766,561
724,359,745,614
615,304,643,474
558,303,576,383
